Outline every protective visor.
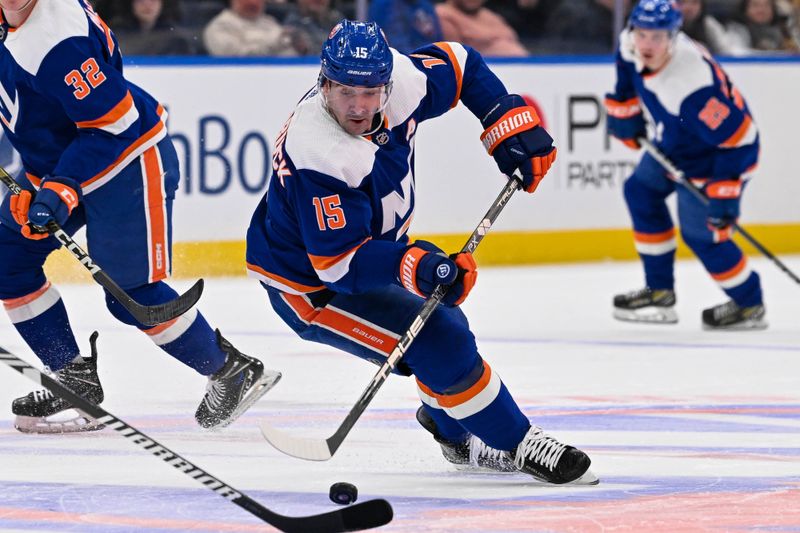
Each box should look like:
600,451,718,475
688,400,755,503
321,79,393,119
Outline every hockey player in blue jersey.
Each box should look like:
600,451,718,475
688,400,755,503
0,0,280,432
606,0,766,330
246,19,597,485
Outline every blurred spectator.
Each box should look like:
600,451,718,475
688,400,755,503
203,0,302,56
282,0,344,55
435,0,528,56
486,0,559,52
539,0,631,54
369,0,443,53
678,0,738,54
726,0,800,53
112,0,198,55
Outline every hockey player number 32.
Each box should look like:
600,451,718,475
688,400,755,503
64,58,107,100
313,195,347,230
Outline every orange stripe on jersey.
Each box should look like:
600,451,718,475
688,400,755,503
711,256,747,281
81,106,166,189
26,173,42,188
3,282,51,310
721,114,752,148
315,307,396,354
246,262,326,293
282,293,321,323
142,146,168,282
416,362,493,408
433,42,462,109
307,238,369,271
76,91,134,129
634,228,676,243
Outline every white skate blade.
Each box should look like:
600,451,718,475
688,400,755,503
15,410,106,434
702,318,768,331
209,370,282,430
613,306,678,324
567,469,600,485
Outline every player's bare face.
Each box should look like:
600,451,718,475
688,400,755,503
324,82,390,136
632,28,672,71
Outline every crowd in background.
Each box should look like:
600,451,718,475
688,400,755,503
92,0,800,57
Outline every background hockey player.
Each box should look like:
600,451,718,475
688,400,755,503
246,19,596,485
606,0,766,330
0,0,280,433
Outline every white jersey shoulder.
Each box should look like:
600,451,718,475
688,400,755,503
4,0,90,76
383,49,427,129
619,29,714,116
284,91,378,189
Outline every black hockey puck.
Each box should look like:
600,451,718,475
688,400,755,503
329,482,358,505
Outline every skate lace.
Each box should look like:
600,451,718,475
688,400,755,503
714,300,740,320
514,426,567,472
204,380,227,410
469,436,507,465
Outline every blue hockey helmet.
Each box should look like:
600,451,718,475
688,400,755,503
320,19,393,88
628,0,683,32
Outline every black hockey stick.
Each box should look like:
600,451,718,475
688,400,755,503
639,138,800,285
0,167,205,325
0,344,393,533
260,174,523,461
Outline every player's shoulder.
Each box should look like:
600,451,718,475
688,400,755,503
645,32,714,115
3,0,90,76
284,91,378,189
383,48,428,128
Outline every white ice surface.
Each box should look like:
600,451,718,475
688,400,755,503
1,257,799,532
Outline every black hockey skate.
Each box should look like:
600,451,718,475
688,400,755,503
12,332,105,434
613,287,677,324
416,406,516,472
509,426,598,485
195,330,281,430
702,300,767,330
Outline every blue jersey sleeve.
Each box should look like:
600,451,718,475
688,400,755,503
291,169,406,294
680,80,759,179
612,49,639,100
32,35,141,181
407,42,508,121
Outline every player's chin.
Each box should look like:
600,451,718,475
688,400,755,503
345,118,370,135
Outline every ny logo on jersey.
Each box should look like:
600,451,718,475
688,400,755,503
0,80,19,133
381,173,414,236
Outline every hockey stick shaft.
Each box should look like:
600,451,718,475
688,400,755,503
261,175,522,461
0,167,205,324
640,138,800,285
0,345,392,533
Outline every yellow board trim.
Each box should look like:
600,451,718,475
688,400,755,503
43,223,800,282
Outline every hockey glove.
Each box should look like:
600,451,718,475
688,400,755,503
23,176,82,239
9,189,48,240
605,93,646,150
704,177,741,242
480,94,556,193
398,240,477,306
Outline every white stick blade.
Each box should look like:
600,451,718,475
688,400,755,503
259,421,333,461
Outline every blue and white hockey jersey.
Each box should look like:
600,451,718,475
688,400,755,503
611,29,759,181
0,0,167,193
247,42,507,295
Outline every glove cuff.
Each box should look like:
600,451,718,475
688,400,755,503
480,106,541,155
42,181,80,215
706,179,742,199
399,246,428,298
605,95,641,118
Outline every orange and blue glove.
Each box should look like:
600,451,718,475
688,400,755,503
398,240,477,306
480,94,556,193
14,176,82,240
704,177,741,242
605,92,646,149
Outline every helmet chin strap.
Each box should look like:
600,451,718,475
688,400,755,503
361,112,384,137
